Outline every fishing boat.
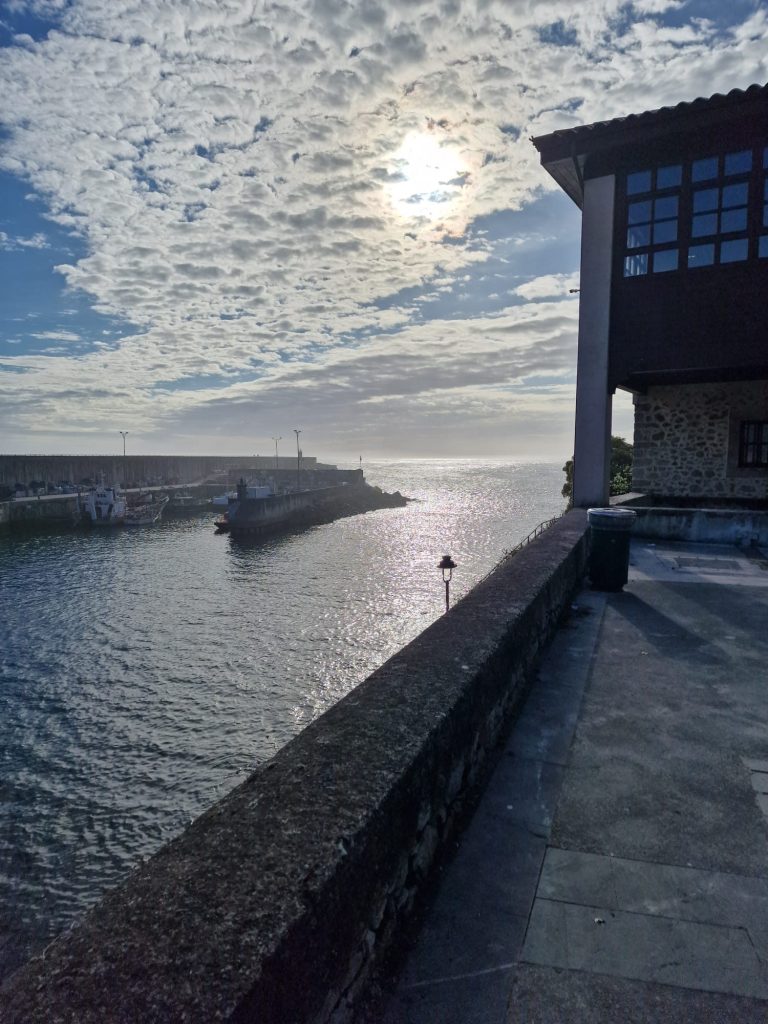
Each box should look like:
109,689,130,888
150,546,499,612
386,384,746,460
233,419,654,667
79,484,126,526
124,496,169,526
167,491,211,514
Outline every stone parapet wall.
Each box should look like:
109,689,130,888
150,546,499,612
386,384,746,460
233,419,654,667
632,381,768,499
0,511,588,1024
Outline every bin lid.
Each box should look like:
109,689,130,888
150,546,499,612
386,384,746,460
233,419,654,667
587,506,637,529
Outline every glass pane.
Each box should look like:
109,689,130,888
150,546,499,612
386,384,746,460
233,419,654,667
764,178,768,201
653,219,677,244
764,146,768,169
724,150,752,175
654,195,678,220
693,188,719,212
721,182,748,208
759,235,768,258
764,205,768,228
627,224,651,248
628,200,652,224
692,156,718,182
688,244,715,268
657,165,682,189
692,213,718,237
720,238,748,263
627,170,651,195
624,253,648,277
653,249,678,273
721,208,747,233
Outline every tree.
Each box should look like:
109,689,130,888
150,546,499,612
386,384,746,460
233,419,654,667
561,436,633,502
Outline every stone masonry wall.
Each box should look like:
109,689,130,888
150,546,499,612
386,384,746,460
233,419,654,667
632,380,768,499
0,511,587,1024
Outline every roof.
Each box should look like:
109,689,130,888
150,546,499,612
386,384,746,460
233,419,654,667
531,83,768,208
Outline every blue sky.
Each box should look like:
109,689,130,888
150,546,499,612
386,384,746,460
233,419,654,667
0,0,766,458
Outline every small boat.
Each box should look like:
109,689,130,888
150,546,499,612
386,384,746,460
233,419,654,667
213,512,230,533
79,485,126,526
211,490,237,507
124,496,169,526
167,492,211,514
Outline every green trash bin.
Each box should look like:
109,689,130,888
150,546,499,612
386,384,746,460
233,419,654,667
587,507,637,591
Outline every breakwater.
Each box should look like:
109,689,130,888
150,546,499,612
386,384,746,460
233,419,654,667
0,453,338,491
224,483,408,537
0,509,588,1023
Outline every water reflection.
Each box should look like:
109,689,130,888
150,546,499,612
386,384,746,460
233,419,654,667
0,459,565,975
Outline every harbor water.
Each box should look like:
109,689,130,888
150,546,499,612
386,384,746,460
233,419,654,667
0,459,566,977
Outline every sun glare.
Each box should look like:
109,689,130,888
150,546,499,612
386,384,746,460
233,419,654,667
386,132,469,219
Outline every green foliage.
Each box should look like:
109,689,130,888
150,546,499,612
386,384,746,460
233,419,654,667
561,436,633,502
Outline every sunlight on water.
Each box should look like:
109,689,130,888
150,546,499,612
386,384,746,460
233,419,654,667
0,459,565,974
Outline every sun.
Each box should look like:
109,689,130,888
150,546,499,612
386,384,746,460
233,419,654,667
385,132,469,219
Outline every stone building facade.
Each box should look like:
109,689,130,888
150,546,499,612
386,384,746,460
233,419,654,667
632,381,768,499
533,85,768,506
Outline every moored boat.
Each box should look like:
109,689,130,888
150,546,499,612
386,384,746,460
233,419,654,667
167,492,211,514
124,496,169,526
79,485,126,526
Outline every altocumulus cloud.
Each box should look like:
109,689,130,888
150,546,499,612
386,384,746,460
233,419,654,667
0,0,766,454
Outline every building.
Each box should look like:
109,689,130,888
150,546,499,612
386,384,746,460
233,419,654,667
533,84,768,506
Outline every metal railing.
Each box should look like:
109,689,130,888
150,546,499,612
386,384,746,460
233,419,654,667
477,513,564,585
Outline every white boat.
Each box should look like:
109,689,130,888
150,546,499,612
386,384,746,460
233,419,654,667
79,485,126,526
211,490,237,507
212,484,272,506
124,496,169,526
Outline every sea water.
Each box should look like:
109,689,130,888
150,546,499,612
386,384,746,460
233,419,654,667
0,458,566,975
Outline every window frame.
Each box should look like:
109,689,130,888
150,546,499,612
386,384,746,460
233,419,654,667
738,420,768,468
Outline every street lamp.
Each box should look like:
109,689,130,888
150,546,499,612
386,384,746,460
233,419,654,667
271,436,282,471
438,554,457,613
293,428,302,490
119,431,129,489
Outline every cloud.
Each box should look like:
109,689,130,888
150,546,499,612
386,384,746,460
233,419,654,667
0,0,766,454
0,230,50,250
514,273,581,301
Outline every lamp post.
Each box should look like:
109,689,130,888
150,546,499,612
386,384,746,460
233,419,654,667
119,431,128,489
438,554,457,613
271,436,282,471
293,428,302,490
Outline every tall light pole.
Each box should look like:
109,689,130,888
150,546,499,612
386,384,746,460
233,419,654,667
293,428,302,490
271,436,282,471
119,431,129,489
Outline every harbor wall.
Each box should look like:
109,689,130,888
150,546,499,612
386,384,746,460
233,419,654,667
2,494,80,527
0,454,323,489
229,484,375,534
0,510,589,1024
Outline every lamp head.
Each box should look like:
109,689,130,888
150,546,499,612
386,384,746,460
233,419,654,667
438,554,457,581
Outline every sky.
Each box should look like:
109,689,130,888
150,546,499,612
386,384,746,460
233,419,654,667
0,0,766,461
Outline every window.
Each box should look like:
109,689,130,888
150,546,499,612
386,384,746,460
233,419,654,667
739,421,768,468
622,165,681,277
624,147,767,277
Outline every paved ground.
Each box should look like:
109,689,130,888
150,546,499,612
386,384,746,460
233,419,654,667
377,540,768,1022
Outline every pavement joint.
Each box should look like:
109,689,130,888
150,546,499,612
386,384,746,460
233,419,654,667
402,962,517,991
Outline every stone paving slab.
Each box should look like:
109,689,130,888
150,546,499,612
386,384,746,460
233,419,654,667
522,897,768,999
629,541,768,587
536,848,768,959
507,962,768,1024
375,546,768,1024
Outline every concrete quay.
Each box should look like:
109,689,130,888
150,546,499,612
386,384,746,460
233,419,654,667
377,539,768,1023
